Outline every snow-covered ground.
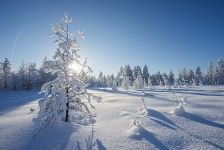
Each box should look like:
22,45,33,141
1,86,224,150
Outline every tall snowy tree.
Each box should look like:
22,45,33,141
18,60,27,90
27,63,38,90
217,57,224,84
98,71,104,87
163,74,170,89
133,71,144,90
124,65,133,85
168,70,175,86
207,61,215,85
142,65,149,85
133,65,142,80
195,66,203,86
36,13,101,130
188,69,195,86
1,58,11,89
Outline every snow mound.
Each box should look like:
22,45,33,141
170,105,185,115
138,108,150,116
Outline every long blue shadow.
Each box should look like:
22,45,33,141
179,112,224,129
0,91,42,114
131,127,169,150
96,139,107,150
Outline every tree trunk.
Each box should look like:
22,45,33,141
65,86,69,122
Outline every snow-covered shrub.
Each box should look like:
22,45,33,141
138,97,149,116
170,104,185,115
163,75,187,114
170,91,187,115
35,13,101,132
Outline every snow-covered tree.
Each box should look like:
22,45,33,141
1,58,11,89
206,61,215,85
18,60,28,90
124,65,134,84
168,70,175,86
163,75,170,90
148,76,152,88
217,57,224,84
133,72,143,90
122,76,130,90
133,65,141,80
187,69,195,86
27,63,38,90
142,65,149,85
195,66,203,86
122,65,133,89
98,71,105,87
35,13,101,131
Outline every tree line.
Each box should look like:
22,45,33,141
90,57,224,88
0,57,56,90
1,57,224,90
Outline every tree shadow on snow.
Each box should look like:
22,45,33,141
0,91,42,114
148,109,177,130
75,123,106,150
25,123,73,150
96,139,106,150
131,126,169,150
179,111,224,129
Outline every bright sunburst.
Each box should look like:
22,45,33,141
69,62,82,73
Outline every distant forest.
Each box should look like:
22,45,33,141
0,57,224,91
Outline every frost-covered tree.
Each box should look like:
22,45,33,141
18,60,28,90
217,57,224,84
124,65,134,84
163,74,170,90
36,13,101,131
122,75,130,90
38,57,57,88
168,70,175,86
195,66,203,86
187,69,195,86
27,63,38,90
142,65,149,85
133,72,143,90
148,76,152,87
98,71,104,87
1,58,11,89
122,65,133,89
206,61,215,85
133,65,142,80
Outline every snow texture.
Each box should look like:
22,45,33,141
1,86,224,149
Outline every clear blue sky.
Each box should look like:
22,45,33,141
0,0,224,76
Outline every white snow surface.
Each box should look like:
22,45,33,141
1,86,224,150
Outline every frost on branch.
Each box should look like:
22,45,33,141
34,13,101,132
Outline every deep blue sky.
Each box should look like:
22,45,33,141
0,0,224,76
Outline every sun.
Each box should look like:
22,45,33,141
69,62,82,73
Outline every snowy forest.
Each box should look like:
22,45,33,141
1,57,224,91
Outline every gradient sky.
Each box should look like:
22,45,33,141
0,0,224,76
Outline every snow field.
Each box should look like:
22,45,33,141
0,86,224,149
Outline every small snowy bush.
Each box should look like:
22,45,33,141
163,76,187,114
138,97,150,116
